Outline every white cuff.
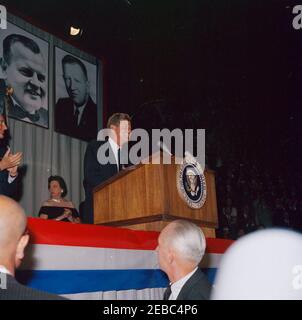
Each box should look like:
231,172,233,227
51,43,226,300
8,175,17,184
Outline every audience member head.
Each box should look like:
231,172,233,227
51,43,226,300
0,196,29,276
157,220,206,283
48,175,67,199
0,112,8,140
107,113,132,146
211,229,302,299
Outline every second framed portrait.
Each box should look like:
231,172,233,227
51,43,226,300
54,47,98,141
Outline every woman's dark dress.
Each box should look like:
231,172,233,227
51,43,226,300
38,206,79,222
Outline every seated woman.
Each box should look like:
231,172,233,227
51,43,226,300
39,175,80,223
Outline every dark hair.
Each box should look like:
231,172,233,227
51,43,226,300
0,112,9,146
48,175,67,198
0,83,9,145
3,34,41,65
107,113,131,128
61,55,88,80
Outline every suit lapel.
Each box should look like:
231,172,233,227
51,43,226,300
176,268,200,300
98,139,118,174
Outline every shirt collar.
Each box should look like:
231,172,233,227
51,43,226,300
73,102,87,124
108,136,119,152
170,267,198,300
73,102,86,113
108,137,120,169
0,265,12,276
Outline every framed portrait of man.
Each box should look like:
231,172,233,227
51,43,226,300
54,47,98,142
0,21,49,128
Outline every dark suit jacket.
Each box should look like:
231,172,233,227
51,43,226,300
83,139,119,223
0,274,64,300
55,96,97,142
0,170,18,197
164,268,212,300
0,147,19,198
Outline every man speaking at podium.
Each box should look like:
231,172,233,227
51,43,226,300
83,113,132,224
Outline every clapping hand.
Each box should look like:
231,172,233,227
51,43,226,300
0,148,22,171
63,208,72,220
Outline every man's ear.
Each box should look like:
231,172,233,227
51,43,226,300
110,124,119,133
15,234,30,262
167,248,175,265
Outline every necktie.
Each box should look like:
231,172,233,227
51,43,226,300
163,284,172,300
117,148,122,171
74,108,80,126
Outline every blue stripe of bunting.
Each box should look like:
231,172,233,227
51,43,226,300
16,268,217,295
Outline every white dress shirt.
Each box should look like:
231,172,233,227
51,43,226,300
8,175,17,184
169,267,198,300
0,265,12,275
108,137,120,171
73,103,86,126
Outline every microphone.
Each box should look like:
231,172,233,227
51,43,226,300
157,140,173,156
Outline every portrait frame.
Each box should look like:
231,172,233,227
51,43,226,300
54,46,98,141
0,20,50,129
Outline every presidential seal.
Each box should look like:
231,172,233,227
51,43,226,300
176,155,206,209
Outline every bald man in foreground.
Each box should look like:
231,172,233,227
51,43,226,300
0,196,63,300
157,220,212,300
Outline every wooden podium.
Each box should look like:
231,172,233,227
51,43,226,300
93,156,218,237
